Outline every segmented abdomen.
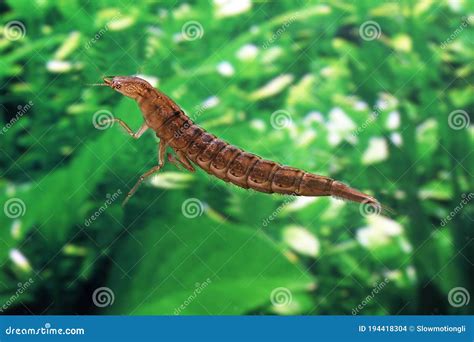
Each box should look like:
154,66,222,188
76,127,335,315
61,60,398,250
159,112,334,196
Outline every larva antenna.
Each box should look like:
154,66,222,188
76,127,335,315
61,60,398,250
85,83,109,86
85,76,115,87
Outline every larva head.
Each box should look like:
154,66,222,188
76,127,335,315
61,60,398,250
103,76,152,100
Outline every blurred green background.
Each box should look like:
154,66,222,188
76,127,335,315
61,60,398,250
0,0,472,315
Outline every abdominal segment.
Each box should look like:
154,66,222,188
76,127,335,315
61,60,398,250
161,116,337,197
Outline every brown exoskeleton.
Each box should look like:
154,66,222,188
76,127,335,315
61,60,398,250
92,76,382,212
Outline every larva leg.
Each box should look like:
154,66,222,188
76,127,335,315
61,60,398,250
167,151,195,172
122,140,167,206
103,118,149,139
167,153,183,170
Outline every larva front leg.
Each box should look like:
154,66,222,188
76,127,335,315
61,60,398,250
102,118,149,139
122,139,167,206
